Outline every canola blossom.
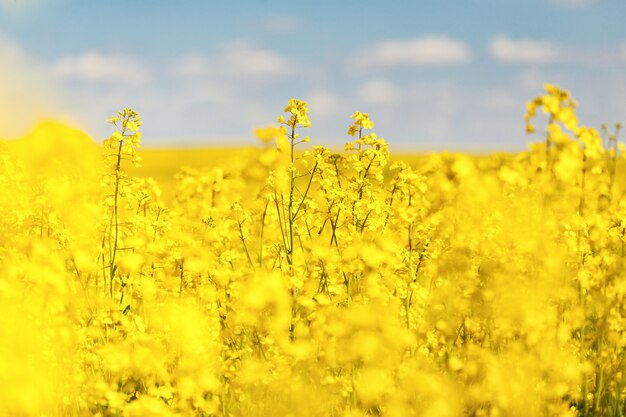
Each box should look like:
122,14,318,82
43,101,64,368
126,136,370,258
1,85,626,417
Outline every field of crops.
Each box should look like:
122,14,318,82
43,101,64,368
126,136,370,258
1,85,625,417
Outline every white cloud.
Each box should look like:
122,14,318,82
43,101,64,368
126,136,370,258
621,42,626,61
0,33,71,137
54,51,150,84
357,79,401,104
490,36,626,67
223,42,292,78
178,80,240,106
177,41,293,80
307,90,341,118
177,54,209,77
0,0,50,15
0,33,25,64
0,34,157,139
489,36,559,64
352,35,472,69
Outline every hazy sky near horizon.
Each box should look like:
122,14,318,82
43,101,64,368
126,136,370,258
1,0,625,150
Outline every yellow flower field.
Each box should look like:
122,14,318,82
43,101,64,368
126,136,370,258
1,85,625,417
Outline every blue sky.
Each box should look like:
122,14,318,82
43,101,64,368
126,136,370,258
1,0,625,150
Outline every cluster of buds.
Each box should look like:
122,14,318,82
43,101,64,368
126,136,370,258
348,112,374,137
525,84,578,134
104,108,142,165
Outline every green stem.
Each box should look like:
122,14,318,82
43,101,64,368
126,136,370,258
109,130,125,299
238,221,254,267
178,259,184,297
287,121,297,265
292,162,318,221
258,200,269,267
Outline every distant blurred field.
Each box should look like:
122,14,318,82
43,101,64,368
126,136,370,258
128,147,260,201
134,146,626,201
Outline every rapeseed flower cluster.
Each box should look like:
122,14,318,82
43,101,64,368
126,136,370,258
0,85,625,417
